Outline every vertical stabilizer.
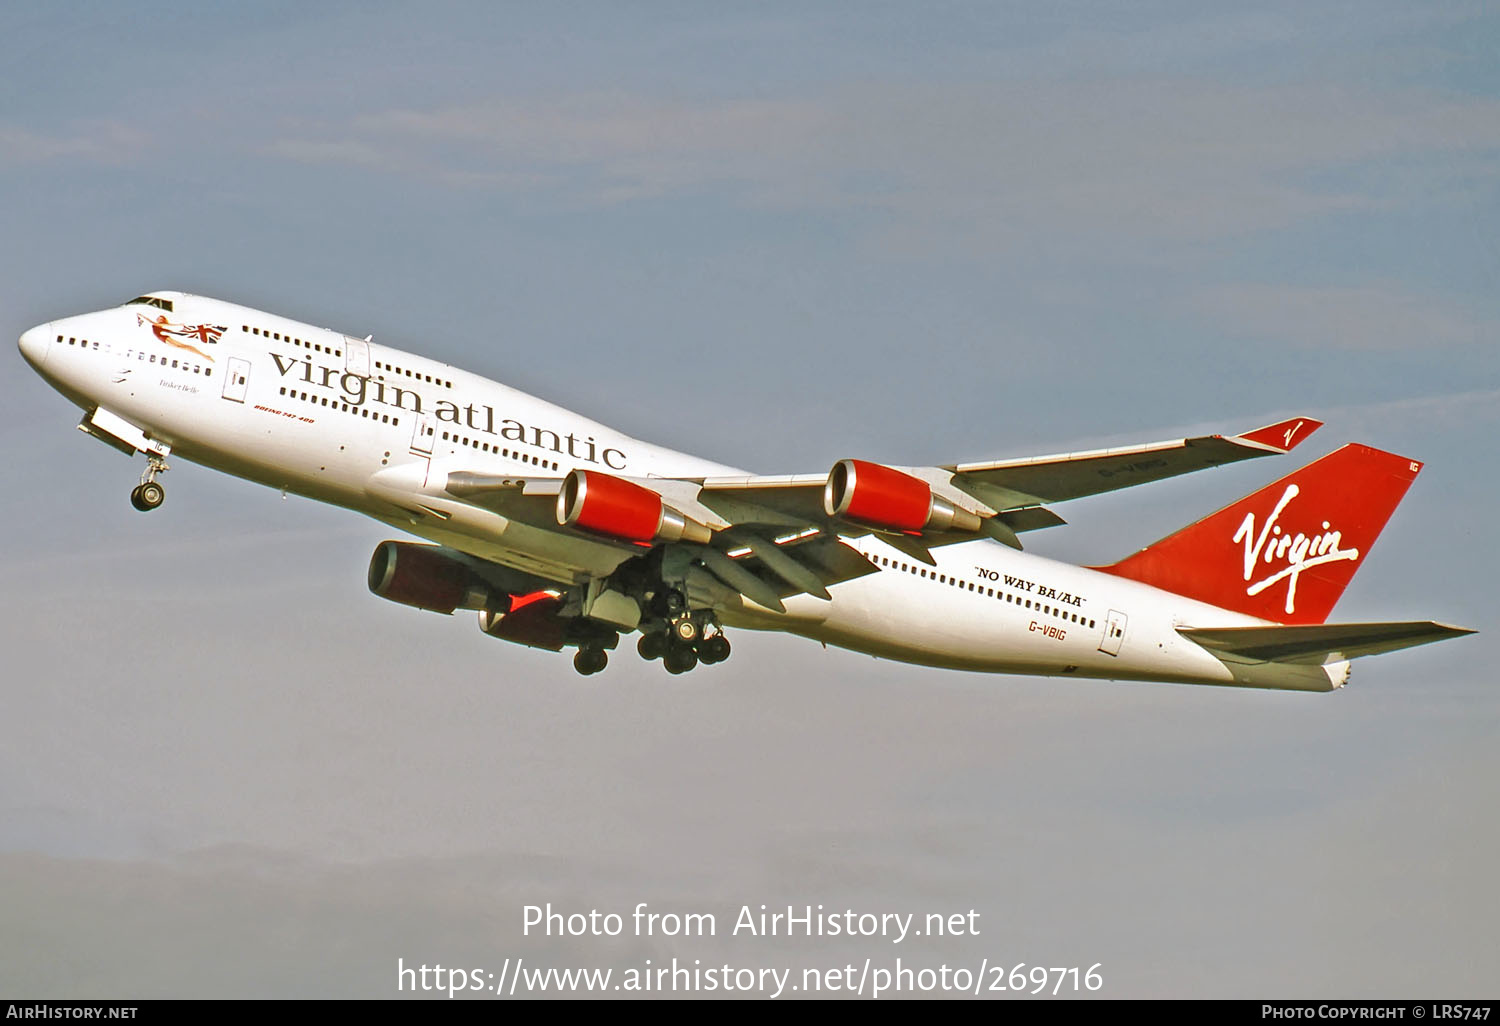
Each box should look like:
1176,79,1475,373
1094,444,1422,624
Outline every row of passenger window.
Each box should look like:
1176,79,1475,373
58,335,211,376
241,322,456,392
873,554,1097,630
278,386,401,426
376,359,453,389
243,324,341,358
441,430,560,471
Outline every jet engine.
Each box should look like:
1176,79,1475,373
556,469,711,545
823,459,980,534
367,541,491,614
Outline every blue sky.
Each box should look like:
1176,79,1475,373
2,1,1496,997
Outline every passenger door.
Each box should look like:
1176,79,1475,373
411,412,436,455
1099,609,1128,656
344,336,370,378
221,357,251,403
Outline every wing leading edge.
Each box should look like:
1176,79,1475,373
943,415,1322,508
694,415,1323,536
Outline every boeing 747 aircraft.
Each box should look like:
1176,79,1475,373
18,292,1473,687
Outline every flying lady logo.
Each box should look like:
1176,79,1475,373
1232,484,1359,615
137,313,225,362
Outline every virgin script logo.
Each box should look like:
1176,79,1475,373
1232,484,1360,615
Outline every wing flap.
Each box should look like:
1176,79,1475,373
1179,621,1475,665
732,533,833,599
735,533,879,597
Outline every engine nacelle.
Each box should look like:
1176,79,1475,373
367,541,490,614
478,593,569,650
556,469,712,545
478,593,620,652
823,459,981,534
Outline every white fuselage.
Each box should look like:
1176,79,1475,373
19,293,1344,691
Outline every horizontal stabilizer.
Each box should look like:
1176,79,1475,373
1179,621,1475,666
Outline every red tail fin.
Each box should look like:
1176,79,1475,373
1094,444,1423,624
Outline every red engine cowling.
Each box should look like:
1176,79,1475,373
556,469,711,544
823,459,980,534
367,541,490,614
478,592,569,650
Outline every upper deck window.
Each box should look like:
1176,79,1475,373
127,296,175,313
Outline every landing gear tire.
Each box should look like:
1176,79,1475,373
573,647,608,676
663,643,699,675
698,635,731,665
637,632,666,661
133,453,170,512
130,482,164,511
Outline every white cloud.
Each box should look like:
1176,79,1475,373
0,121,148,166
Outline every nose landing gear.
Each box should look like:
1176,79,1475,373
129,454,169,512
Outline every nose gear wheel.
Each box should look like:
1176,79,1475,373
130,453,170,512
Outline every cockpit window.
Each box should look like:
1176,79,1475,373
127,296,174,312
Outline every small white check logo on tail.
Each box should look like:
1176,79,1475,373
1283,420,1305,449
1233,484,1359,614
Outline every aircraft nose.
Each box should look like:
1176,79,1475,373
18,323,51,370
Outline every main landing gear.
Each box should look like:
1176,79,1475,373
573,646,609,676
129,454,169,512
635,615,732,675
571,553,735,676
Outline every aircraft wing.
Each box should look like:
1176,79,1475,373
438,472,879,607
1179,621,1476,665
425,415,1322,605
692,415,1321,540
942,415,1321,506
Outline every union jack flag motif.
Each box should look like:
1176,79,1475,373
137,314,226,361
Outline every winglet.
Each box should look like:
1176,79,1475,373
1230,417,1323,454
